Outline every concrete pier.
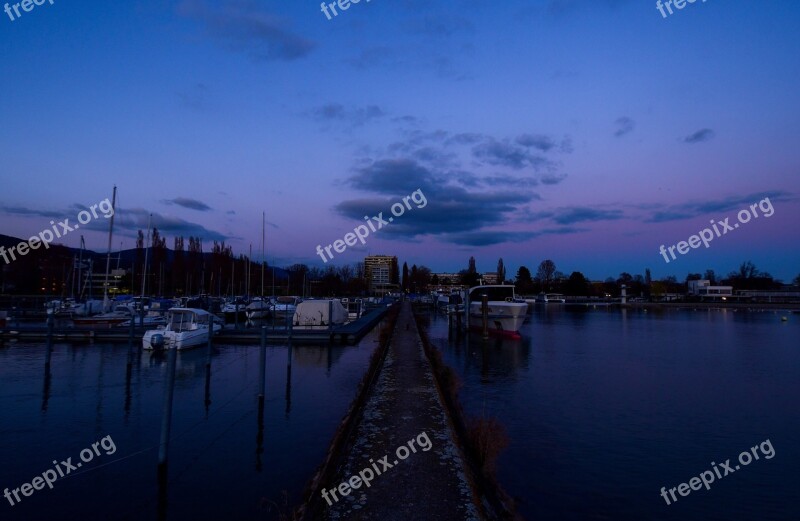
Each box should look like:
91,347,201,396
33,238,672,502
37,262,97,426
310,302,483,520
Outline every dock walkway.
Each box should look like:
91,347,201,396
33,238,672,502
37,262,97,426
318,301,482,520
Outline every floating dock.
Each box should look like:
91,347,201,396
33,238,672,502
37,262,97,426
0,306,390,345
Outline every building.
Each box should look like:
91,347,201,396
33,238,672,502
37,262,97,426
364,255,398,295
687,279,733,298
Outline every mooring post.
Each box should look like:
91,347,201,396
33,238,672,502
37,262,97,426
234,302,239,330
157,345,178,479
465,291,470,332
44,312,54,370
482,294,489,339
258,326,266,406
206,319,213,368
328,300,333,331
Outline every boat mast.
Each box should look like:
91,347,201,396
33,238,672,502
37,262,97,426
141,213,152,299
102,185,117,311
261,211,265,298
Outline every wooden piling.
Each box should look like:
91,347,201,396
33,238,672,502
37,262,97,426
157,345,178,478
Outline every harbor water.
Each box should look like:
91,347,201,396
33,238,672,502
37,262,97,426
421,306,800,520
0,318,389,521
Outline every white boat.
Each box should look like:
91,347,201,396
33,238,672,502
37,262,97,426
339,298,363,321
245,297,272,319
272,296,300,319
468,285,527,337
292,299,348,329
142,308,222,350
72,305,134,327
536,292,566,303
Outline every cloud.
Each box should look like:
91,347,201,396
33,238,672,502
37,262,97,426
312,103,385,127
524,206,625,225
441,226,584,246
614,117,635,137
472,138,555,170
0,205,65,219
682,128,715,144
114,208,229,241
515,134,557,151
645,191,792,223
162,198,213,211
337,159,538,239
178,0,315,61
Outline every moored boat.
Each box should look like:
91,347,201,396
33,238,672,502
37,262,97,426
142,308,222,350
468,285,527,337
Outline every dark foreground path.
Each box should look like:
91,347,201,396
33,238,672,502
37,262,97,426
321,301,483,521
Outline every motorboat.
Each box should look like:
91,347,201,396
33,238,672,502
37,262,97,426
142,308,223,350
73,305,134,327
222,296,249,320
272,296,301,319
292,299,348,329
536,292,566,303
339,298,363,321
468,285,527,337
245,297,272,319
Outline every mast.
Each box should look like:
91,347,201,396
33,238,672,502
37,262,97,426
141,213,152,299
102,185,117,310
261,211,265,298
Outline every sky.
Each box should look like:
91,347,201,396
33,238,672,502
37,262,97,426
1,0,799,282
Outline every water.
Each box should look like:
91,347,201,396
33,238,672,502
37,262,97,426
0,320,387,521
420,307,800,521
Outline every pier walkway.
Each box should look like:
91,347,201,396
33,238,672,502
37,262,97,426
316,302,482,520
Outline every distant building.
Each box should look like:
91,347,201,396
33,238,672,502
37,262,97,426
482,272,499,285
687,279,733,298
431,272,462,287
364,255,398,295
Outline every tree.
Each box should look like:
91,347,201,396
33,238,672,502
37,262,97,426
563,272,590,296
794,273,800,286
515,266,534,294
468,256,477,274
686,273,702,282
496,258,506,285
535,260,556,290
402,262,409,292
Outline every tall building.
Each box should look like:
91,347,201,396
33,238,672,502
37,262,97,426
364,255,398,295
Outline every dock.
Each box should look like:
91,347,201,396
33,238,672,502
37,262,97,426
0,306,390,345
298,301,485,520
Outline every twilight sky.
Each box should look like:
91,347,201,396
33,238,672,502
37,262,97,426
1,0,799,282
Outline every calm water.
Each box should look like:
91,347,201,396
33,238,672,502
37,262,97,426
421,306,800,521
0,321,387,521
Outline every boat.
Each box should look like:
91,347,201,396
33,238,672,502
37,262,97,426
292,299,348,329
272,296,301,319
73,305,135,327
142,308,223,350
222,296,249,321
535,292,566,304
245,297,272,319
339,298,364,321
468,285,527,337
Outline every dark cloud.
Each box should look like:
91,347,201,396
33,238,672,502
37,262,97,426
614,117,635,137
472,138,555,170
114,208,229,241
682,128,715,144
178,0,315,61
337,159,537,240
0,205,64,219
540,173,568,185
442,226,584,246
312,103,385,126
515,133,557,151
645,191,791,223
162,198,213,211
526,206,625,225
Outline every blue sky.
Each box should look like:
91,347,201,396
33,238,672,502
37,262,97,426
1,0,798,281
